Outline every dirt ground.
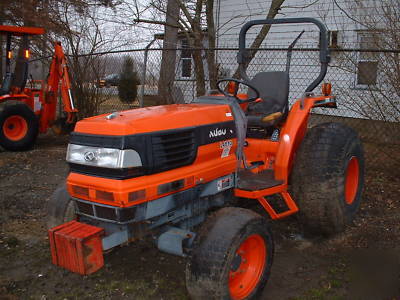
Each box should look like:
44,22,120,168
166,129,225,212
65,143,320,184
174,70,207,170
0,133,399,300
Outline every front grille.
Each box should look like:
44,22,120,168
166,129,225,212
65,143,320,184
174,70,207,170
74,199,137,224
152,129,196,172
95,205,117,220
76,201,93,215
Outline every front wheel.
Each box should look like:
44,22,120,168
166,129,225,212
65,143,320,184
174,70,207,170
186,207,274,300
0,103,39,151
46,183,76,229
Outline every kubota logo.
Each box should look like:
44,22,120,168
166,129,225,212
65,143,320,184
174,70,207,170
84,151,96,161
209,128,226,138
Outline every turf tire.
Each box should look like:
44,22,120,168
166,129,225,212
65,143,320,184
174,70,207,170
46,183,76,229
290,122,364,236
186,207,274,300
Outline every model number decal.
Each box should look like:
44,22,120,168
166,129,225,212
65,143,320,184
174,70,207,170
217,176,232,191
220,140,233,158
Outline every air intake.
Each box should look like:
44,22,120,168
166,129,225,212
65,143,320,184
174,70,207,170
152,129,197,172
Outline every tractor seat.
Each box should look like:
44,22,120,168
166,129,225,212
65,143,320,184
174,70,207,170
246,71,289,127
0,73,14,96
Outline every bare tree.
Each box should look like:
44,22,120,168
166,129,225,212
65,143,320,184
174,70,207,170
232,0,286,79
206,0,217,90
0,0,131,117
157,0,180,104
49,2,124,117
132,0,287,99
328,0,400,168
132,0,216,100
332,0,400,123
0,2,4,84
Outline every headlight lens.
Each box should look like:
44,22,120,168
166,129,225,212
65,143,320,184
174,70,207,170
66,144,142,169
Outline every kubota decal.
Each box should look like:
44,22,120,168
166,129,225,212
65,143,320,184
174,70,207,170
209,128,227,138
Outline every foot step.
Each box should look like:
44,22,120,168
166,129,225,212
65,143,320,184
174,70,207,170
237,169,283,191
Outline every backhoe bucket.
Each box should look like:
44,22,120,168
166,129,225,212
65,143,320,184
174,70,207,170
51,117,76,135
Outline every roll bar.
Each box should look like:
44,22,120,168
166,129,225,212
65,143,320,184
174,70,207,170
237,17,331,92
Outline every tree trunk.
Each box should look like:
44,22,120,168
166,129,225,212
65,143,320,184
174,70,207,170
192,36,206,96
206,0,217,90
232,0,285,79
0,29,3,85
0,2,4,84
157,0,180,104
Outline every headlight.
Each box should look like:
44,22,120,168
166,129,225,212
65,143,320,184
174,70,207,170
66,144,142,169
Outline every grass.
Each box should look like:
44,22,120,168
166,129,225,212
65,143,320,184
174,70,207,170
290,262,349,300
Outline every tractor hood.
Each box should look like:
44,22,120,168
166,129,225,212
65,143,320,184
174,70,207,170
68,103,238,180
74,104,234,136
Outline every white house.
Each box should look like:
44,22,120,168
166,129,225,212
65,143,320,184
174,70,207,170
173,0,394,121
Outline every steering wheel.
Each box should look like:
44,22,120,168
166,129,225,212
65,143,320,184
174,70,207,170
216,78,260,103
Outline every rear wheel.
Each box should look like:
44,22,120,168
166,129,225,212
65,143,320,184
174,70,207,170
290,122,365,236
186,207,274,300
0,103,39,151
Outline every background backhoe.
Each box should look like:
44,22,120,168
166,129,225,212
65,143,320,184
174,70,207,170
0,25,77,151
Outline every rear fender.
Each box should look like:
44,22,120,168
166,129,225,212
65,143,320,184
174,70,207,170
275,96,335,181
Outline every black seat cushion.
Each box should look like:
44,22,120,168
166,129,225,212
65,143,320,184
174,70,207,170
246,71,289,126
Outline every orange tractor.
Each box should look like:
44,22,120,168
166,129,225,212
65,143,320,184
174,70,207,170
0,25,77,151
47,18,364,299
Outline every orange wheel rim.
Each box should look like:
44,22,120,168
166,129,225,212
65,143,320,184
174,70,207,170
229,234,266,300
345,156,359,205
3,115,28,141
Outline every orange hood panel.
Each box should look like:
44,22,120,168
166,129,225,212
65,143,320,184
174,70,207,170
74,104,234,135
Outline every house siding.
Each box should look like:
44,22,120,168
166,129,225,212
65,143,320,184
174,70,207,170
213,0,387,119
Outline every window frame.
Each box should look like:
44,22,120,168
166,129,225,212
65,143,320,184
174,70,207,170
328,30,339,48
354,31,379,89
180,39,192,79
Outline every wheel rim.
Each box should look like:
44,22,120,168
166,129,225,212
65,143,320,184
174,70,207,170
345,156,359,205
229,234,266,300
3,115,28,141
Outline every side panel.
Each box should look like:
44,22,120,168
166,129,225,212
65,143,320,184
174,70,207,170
244,138,280,172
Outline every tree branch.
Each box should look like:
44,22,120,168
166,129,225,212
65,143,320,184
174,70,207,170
134,18,180,28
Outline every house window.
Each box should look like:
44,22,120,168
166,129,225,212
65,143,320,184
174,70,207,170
356,32,378,86
328,30,339,48
181,39,192,78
